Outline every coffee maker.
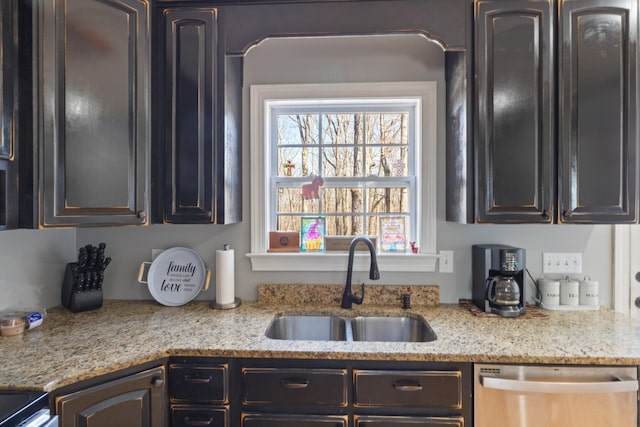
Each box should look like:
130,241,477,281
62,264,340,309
472,244,526,317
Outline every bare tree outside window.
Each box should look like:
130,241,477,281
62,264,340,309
274,107,411,240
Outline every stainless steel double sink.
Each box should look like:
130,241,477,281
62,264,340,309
265,314,437,342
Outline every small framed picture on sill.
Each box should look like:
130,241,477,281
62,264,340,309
379,216,407,252
300,217,325,252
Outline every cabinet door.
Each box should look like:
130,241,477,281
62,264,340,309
0,0,15,160
475,0,554,223
159,8,217,224
242,368,348,407
242,414,348,427
34,0,149,227
354,416,463,427
56,366,166,427
559,0,638,223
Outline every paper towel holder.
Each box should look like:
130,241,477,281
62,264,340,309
210,297,242,310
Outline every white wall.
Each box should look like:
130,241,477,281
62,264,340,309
2,34,613,312
0,229,76,311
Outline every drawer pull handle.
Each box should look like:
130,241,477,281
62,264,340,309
184,376,213,384
281,378,310,389
392,380,423,392
184,416,213,426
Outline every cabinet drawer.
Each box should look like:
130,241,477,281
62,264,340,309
172,406,228,427
243,368,348,406
355,415,464,427
242,413,348,427
354,370,462,409
170,364,228,403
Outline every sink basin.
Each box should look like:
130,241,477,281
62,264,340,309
265,314,436,343
350,316,437,342
265,315,347,341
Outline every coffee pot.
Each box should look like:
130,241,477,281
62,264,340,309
472,244,526,317
486,276,521,307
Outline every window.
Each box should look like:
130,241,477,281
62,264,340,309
248,82,438,272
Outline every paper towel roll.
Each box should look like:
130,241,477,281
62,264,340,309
216,245,235,305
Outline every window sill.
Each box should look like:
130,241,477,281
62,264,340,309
246,252,438,272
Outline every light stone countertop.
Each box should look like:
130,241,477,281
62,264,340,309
2,298,640,392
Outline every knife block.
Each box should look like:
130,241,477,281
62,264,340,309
61,263,103,313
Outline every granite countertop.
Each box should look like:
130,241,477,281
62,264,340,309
2,285,640,392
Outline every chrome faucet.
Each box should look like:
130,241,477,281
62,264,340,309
341,237,380,309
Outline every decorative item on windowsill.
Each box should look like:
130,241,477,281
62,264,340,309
301,175,324,200
379,216,407,252
283,159,295,176
300,217,325,252
409,241,419,254
61,243,111,313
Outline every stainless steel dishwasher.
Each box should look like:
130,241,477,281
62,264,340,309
475,364,639,427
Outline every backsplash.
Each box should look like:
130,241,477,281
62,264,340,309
257,284,440,307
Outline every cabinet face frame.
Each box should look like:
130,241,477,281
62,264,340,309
474,0,555,223
34,0,150,227
559,0,638,223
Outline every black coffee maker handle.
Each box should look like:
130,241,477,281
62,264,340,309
485,277,497,304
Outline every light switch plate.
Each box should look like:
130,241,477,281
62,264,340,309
439,250,454,273
542,252,582,274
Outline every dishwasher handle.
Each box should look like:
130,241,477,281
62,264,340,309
480,373,639,394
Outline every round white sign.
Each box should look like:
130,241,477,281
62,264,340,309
146,247,207,306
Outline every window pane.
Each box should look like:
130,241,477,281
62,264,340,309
367,187,409,213
321,146,363,177
367,113,408,145
325,215,363,236
366,146,409,177
277,187,303,213
322,113,363,145
322,187,363,214
277,114,319,145
278,147,320,176
277,215,302,232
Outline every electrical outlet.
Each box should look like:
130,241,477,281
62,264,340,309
439,250,454,273
542,252,582,274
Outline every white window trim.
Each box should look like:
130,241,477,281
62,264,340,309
246,82,438,272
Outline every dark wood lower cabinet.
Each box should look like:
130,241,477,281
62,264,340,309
171,406,227,427
354,416,464,427
55,366,166,427
242,414,348,427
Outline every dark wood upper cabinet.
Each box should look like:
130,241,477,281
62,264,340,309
558,0,638,223
453,0,639,224
157,8,217,224
475,0,555,223
33,0,150,228
0,0,15,161
153,6,242,224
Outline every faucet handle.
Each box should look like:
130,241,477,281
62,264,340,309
352,283,365,305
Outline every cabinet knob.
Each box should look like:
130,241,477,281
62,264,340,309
151,376,164,388
137,211,146,221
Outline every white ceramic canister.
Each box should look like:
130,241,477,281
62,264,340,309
559,278,580,306
579,277,599,306
538,278,560,307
